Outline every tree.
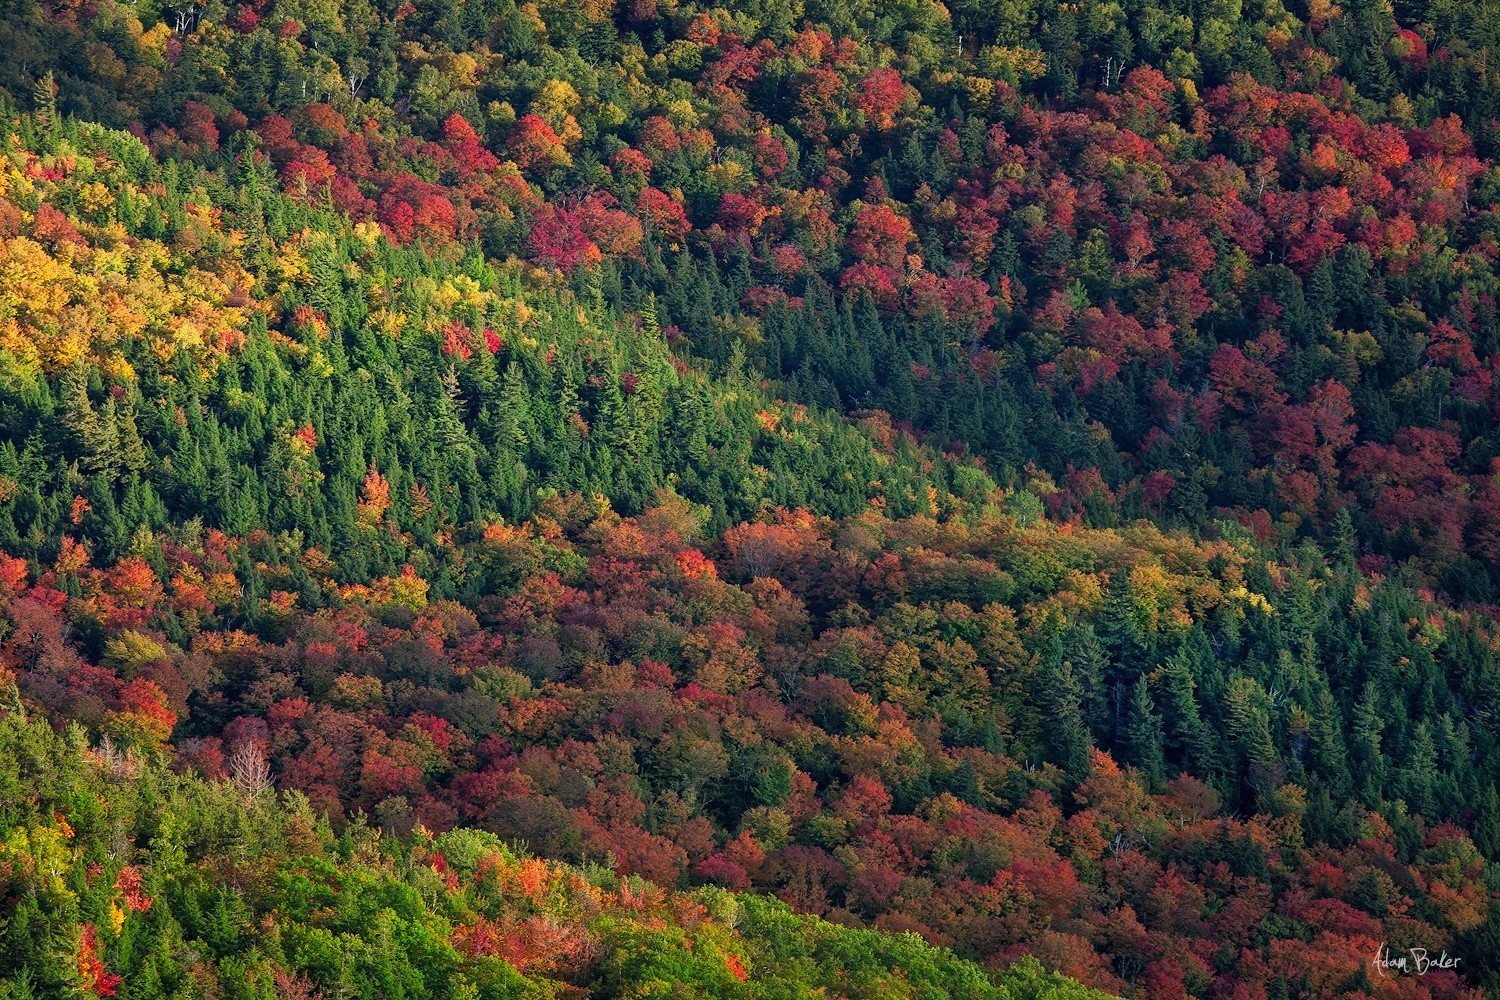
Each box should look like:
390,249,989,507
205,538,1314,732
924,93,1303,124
229,740,274,801
1121,675,1167,790
847,204,915,269
32,72,56,130
1036,655,1093,784
1153,650,1210,775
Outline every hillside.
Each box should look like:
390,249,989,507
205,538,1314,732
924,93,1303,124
0,114,978,566
0,710,1109,999
0,0,1499,997
7,0,1500,598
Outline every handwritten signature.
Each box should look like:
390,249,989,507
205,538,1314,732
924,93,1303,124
1373,943,1462,976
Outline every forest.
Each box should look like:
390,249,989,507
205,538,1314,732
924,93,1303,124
0,0,1499,995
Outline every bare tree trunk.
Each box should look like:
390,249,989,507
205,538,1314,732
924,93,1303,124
229,741,273,801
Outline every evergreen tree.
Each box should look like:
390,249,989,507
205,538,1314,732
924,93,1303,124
1121,675,1167,791
1035,656,1093,784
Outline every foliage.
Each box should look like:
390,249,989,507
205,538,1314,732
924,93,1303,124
1,0,1500,994
0,710,1101,999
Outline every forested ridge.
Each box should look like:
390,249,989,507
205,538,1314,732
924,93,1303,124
0,708,1108,998
1,0,1500,996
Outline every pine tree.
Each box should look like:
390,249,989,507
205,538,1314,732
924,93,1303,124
498,360,532,452
1035,656,1092,784
59,367,122,483
113,393,148,475
1098,571,1153,741
32,71,56,131
1225,676,1281,808
1306,684,1352,796
1121,675,1167,790
1063,622,1110,740
1331,508,1359,569
642,292,661,337
1225,677,1277,769
1155,651,1210,774
434,366,479,476
1351,681,1387,804
1401,722,1438,816
1474,783,1500,859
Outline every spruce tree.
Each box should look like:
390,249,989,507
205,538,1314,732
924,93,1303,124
1122,675,1167,791
1036,656,1093,785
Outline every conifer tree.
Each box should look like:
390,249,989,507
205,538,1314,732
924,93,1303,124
1036,656,1092,784
31,71,55,130
1121,675,1167,791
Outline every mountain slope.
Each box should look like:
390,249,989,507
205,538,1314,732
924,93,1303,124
0,113,987,575
0,0,1498,996
0,710,1110,999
